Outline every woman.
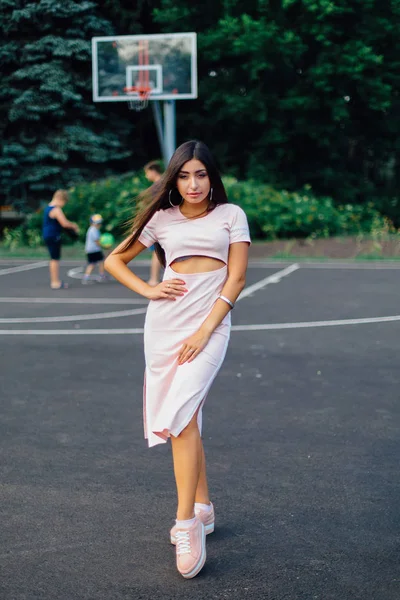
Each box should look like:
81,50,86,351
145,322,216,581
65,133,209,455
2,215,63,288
105,140,250,579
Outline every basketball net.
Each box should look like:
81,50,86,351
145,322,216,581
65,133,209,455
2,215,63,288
126,90,150,111
125,40,151,111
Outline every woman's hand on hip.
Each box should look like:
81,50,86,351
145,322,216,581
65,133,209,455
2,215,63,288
178,329,211,365
146,278,187,301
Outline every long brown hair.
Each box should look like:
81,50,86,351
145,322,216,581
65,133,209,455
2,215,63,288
119,140,228,267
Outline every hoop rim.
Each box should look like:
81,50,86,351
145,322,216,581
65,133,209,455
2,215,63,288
124,86,152,98
124,86,151,111
125,87,151,111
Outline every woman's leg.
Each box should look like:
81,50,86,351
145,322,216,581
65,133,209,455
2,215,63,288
195,442,210,505
171,412,203,520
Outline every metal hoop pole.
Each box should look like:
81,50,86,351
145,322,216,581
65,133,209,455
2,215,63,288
163,100,176,164
152,100,168,166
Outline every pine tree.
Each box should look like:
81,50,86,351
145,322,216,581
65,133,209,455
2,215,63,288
0,0,131,208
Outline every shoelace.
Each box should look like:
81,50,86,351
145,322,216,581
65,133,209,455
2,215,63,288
175,530,191,555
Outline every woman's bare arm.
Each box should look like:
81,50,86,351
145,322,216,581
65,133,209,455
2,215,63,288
104,239,156,298
177,242,249,365
105,239,186,300
199,242,248,334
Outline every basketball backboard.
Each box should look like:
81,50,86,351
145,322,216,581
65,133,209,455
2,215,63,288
92,33,197,103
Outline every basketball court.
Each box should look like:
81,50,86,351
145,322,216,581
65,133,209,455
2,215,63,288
1,259,399,599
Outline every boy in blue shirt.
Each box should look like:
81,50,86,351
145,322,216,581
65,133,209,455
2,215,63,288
82,214,106,284
42,189,79,289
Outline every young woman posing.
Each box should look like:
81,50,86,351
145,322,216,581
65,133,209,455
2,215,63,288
105,140,250,579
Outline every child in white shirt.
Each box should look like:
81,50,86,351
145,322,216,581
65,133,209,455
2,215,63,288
82,214,106,284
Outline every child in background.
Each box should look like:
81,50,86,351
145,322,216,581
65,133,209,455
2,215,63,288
143,161,163,286
42,189,79,289
143,160,163,184
82,214,106,284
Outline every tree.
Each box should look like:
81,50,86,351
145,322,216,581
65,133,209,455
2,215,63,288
100,0,150,34
0,0,132,208
2,0,398,212
152,0,400,203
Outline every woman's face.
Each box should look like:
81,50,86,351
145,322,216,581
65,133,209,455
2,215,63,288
176,159,211,205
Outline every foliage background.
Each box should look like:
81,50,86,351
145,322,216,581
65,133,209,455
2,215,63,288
0,0,399,228
2,172,393,250
152,0,400,211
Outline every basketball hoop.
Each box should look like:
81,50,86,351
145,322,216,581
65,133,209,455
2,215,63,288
125,87,151,111
92,33,197,164
124,39,152,111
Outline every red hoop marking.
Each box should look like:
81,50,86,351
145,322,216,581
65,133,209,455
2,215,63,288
124,86,151,98
125,40,151,109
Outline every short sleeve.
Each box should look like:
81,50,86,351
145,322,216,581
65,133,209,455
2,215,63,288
138,211,159,247
88,228,99,243
229,206,251,245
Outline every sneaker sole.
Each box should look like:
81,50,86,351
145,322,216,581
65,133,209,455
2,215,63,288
171,522,214,545
178,528,206,579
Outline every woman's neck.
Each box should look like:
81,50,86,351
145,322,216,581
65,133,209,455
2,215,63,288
180,200,209,218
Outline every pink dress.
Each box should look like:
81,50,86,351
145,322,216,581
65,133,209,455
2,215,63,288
138,204,251,447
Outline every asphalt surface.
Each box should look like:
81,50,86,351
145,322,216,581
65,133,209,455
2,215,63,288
1,260,399,600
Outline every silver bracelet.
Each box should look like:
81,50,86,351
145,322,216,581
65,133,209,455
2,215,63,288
218,295,234,309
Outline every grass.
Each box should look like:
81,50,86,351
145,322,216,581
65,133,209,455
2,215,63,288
267,252,400,261
1,242,400,262
2,232,400,262
0,243,154,261
0,243,87,260
353,254,400,261
250,235,400,261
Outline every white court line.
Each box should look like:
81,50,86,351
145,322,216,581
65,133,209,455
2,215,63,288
247,261,400,269
0,307,146,324
0,261,47,276
1,314,400,334
278,262,400,270
0,328,144,335
0,297,147,305
3,259,400,269
0,263,296,321
238,263,299,300
0,259,151,266
67,266,86,280
63,263,299,303
232,314,400,330
61,259,400,270
68,263,301,285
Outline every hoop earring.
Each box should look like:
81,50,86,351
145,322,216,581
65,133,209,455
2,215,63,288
209,187,213,203
169,189,183,207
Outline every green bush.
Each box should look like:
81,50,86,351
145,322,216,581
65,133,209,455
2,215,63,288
66,172,146,239
2,172,147,248
371,195,400,229
2,172,394,249
223,178,393,240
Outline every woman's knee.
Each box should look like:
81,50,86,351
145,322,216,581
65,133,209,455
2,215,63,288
176,413,200,440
